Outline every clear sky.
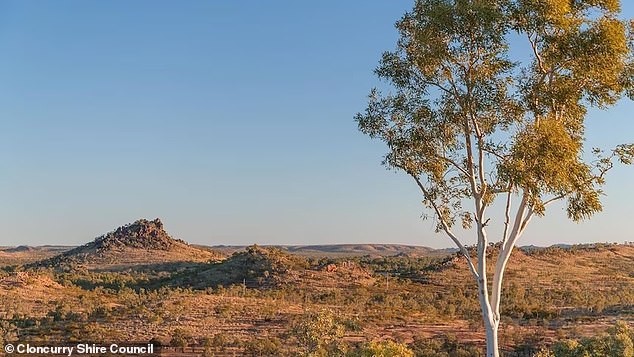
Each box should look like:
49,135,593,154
1,1,633,248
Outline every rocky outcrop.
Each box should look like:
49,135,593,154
91,218,184,252
27,218,219,271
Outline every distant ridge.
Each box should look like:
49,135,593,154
28,218,220,271
4,245,35,253
208,243,438,258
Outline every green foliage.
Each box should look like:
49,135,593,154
163,245,310,290
170,328,191,348
349,340,414,357
357,1,634,353
356,0,634,226
292,309,346,356
242,337,284,356
533,347,556,357
5,244,633,354
541,321,634,357
342,317,364,332
410,334,483,357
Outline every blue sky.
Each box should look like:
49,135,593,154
1,1,632,248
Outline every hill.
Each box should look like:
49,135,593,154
28,218,221,271
4,246,35,253
2,242,632,355
168,245,306,288
208,243,437,258
164,245,375,290
0,246,70,267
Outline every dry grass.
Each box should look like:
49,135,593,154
0,243,631,354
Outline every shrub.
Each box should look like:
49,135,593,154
243,337,284,356
292,309,345,356
410,334,483,357
170,328,191,348
542,321,634,357
350,340,414,357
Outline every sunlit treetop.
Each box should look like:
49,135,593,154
356,0,634,228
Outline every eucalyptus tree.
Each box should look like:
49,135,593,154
355,1,634,355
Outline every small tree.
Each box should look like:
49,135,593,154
352,340,414,357
355,1,634,356
170,328,190,348
292,309,345,356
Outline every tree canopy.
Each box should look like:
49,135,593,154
355,0,634,355
357,0,634,232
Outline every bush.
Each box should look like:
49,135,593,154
542,321,633,357
170,328,191,348
243,337,284,356
410,334,483,357
349,340,414,357
292,309,346,356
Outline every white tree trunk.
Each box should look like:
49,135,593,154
484,319,499,357
418,183,534,357
475,195,500,357
478,274,500,357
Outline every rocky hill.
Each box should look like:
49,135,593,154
28,218,221,271
162,245,376,290
166,245,307,289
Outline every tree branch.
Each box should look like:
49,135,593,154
482,146,508,162
413,71,455,97
501,188,513,246
490,193,531,321
529,32,547,74
541,156,615,207
542,194,566,207
436,154,470,177
410,173,479,280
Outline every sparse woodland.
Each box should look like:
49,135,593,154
0,221,633,356
4,0,634,356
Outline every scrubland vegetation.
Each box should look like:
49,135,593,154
1,236,632,356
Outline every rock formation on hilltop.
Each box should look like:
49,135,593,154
90,218,184,251
28,218,220,271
